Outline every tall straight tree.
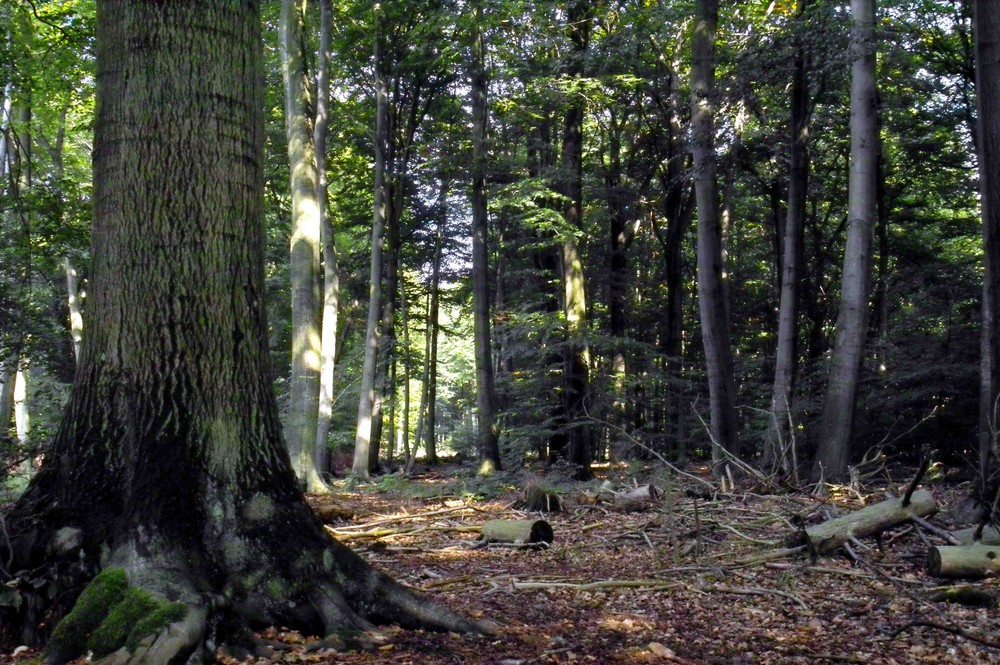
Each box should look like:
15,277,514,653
280,0,326,491
0,1,480,659
314,0,339,477
766,0,812,474
814,0,879,480
353,11,389,477
691,0,741,471
975,0,1000,481
470,5,502,472
557,0,594,480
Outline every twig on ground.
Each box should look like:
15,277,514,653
891,620,1000,649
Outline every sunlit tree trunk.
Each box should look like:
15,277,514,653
814,0,879,481
0,352,15,441
471,7,501,472
315,0,338,479
557,0,594,480
976,0,1000,480
691,0,741,471
280,0,326,492
766,0,811,474
353,16,389,478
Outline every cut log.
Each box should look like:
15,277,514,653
480,519,554,546
804,489,937,555
597,484,662,511
951,525,1000,546
928,544,1000,578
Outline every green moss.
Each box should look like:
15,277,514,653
125,602,187,651
87,587,160,658
46,568,128,662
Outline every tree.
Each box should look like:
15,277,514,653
470,4,502,473
976,0,1000,483
691,0,741,471
766,0,812,475
0,2,480,660
280,0,327,492
353,8,389,477
315,0,340,478
814,0,879,481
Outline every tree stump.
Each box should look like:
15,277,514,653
804,489,937,555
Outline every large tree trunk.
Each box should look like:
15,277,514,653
766,0,811,475
280,0,326,492
975,0,1000,484
315,0,339,479
691,0,741,471
814,0,879,481
470,7,502,473
353,17,389,478
558,0,594,480
0,3,480,660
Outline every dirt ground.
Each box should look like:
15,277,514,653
8,462,1000,664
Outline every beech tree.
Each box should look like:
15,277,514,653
0,2,480,660
814,0,879,481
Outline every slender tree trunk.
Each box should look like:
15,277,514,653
280,0,326,492
315,0,338,479
691,0,741,471
767,0,811,474
64,257,84,364
353,20,389,478
424,208,444,466
814,0,879,481
976,0,1000,480
470,8,501,472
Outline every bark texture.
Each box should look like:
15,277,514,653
0,3,480,660
814,0,878,481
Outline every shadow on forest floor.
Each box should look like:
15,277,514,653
9,460,1000,664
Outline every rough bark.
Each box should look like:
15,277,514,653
766,0,811,474
470,9,501,473
353,17,389,478
315,0,339,479
280,0,326,492
0,3,482,660
814,0,879,481
558,0,594,480
975,0,1000,483
691,0,741,470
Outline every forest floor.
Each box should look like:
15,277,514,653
9,460,1000,664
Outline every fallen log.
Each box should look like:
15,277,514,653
596,483,662,511
804,489,937,555
951,525,1000,546
480,519,554,546
928,544,1000,578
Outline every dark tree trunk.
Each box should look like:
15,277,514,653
1,3,481,660
976,0,1000,481
470,10,502,471
557,0,594,480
